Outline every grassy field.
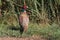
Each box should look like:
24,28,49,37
0,21,60,40
0,0,60,40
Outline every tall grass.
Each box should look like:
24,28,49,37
0,0,60,24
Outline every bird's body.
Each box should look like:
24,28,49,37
19,10,29,35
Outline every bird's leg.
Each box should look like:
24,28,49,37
19,25,24,37
21,25,28,37
24,25,28,33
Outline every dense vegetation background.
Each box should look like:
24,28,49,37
0,0,60,40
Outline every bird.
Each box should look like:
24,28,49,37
19,4,29,35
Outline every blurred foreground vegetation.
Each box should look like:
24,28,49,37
0,0,60,40
0,22,60,40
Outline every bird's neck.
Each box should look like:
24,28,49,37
22,9,26,13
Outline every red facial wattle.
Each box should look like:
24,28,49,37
23,5,27,10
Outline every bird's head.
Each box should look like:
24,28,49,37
21,5,28,12
22,5,28,10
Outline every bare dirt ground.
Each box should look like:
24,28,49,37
0,35,47,40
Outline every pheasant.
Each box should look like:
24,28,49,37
19,5,29,35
